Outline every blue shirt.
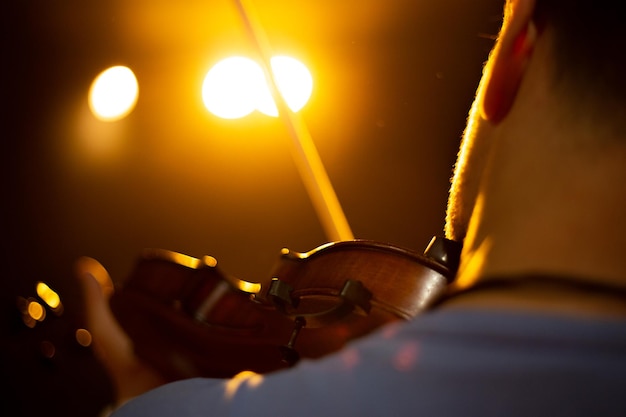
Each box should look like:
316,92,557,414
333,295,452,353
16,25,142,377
113,309,626,416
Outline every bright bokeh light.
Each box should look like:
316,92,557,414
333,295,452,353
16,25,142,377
202,56,313,119
89,66,139,121
257,56,314,117
202,57,265,119
28,300,45,322
36,282,61,310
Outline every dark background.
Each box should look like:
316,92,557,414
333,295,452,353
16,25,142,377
2,1,503,415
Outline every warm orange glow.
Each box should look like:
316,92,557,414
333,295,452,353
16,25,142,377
75,329,93,347
89,66,139,121
202,57,264,119
28,300,46,322
225,371,264,400
257,56,313,117
202,56,312,119
36,282,61,310
75,257,115,298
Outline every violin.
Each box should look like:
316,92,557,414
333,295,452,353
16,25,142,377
109,237,460,381
110,0,463,382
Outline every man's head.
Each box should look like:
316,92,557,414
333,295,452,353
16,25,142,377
532,0,626,132
443,0,626,285
445,0,626,243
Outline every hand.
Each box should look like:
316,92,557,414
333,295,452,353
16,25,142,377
75,257,167,408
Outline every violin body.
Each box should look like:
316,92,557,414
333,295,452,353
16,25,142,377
109,238,460,381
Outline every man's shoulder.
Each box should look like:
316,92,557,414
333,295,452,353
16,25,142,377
113,309,626,417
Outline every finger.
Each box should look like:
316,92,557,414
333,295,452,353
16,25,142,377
75,257,166,406
75,256,115,299
75,257,135,366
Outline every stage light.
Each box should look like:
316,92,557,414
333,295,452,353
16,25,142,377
27,300,45,322
257,56,313,117
89,66,139,121
202,56,312,119
36,281,63,314
75,329,93,347
202,56,265,119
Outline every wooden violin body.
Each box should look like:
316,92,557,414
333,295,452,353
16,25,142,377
109,238,460,381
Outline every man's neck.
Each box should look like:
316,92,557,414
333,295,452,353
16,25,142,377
450,146,626,317
450,95,626,317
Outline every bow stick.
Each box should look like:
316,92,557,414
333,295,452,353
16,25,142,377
233,0,354,242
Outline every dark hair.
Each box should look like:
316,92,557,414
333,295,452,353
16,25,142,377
532,0,626,125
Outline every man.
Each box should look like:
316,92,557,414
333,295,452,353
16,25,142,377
82,0,626,415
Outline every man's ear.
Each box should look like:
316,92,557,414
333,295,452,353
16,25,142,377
482,0,537,123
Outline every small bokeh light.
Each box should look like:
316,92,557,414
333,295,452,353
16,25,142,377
36,281,63,313
75,329,93,347
89,65,139,122
27,300,46,322
202,56,312,119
